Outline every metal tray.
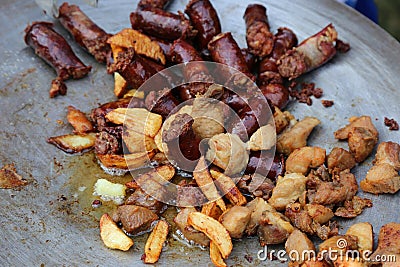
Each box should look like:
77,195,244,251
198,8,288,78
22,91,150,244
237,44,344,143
0,0,399,266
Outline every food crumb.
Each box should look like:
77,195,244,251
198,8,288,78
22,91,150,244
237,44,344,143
384,117,399,130
322,100,334,107
335,39,351,53
290,82,325,106
0,163,28,189
244,254,253,263
92,199,102,208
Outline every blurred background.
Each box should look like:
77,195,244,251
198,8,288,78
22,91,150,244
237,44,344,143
375,0,400,40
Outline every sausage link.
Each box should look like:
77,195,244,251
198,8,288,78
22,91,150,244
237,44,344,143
24,21,91,81
185,0,221,52
58,3,111,63
246,152,285,180
130,7,196,41
260,83,289,110
137,0,171,9
244,4,274,57
271,27,298,60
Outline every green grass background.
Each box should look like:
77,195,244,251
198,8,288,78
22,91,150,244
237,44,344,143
375,0,400,40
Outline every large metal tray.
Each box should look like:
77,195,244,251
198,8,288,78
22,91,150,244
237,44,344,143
0,0,399,266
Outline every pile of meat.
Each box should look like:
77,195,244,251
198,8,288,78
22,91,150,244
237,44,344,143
24,0,400,266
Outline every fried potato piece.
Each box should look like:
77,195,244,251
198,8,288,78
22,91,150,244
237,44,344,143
274,107,290,134
194,157,226,211
106,108,162,137
108,28,166,64
286,147,326,174
94,178,127,205
96,151,155,170
114,72,128,98
47,133,96,153
345,222,373,252
360,163,400,194
143,220,169,264
0,163,28,189
210,170,247,206
188,212,233,259
210,241,227,267
248,124,276,151
277,117,320,155
67,106,93,134
201,201,223,220
334,116,378,140
268,173,308,210
99,213,133,251
123,89,145,99
123,128,157,153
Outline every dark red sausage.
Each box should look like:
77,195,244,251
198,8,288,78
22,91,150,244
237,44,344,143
257,58,283,85
185,0,221,52
169,39,213,98
111,48,165,90
271,27,298,60
151,37,173,60
244,4,274,57
228,94,270,141
241,48,257,73
246,152,285,181
145,89,180,119
24,22,91,81
58,3,111,63
130,7,196,41
208,32,254,84
137,0,171,9
260,83,289,110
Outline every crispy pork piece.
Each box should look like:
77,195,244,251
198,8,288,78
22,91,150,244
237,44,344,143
219,206,251,239
206,133,249,176
312,169,358,205
326,147,356,172
49,77,67,98
334,116,378,140
370,223,400,262
0,163,28,189
278,24,337,80
191,96,224,139
268,173,308,210
285,230,315,264
286,147,326,175
173,207,210,247
304,204,334,225
318,235,358,257
348,127,378,162
112,205,158,235
257,211,294,245
125,188,166,215
374,141,400,170
345,222,373,253
67,106,93,134
273,107,294,134
360,141,400,194
95,131,120,155
245,197,275,236
277,117,320,155
247,124,276,151
334,196,372,218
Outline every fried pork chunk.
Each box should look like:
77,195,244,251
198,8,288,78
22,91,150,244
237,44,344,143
371,223,400,262
326,147,356,172
277,117,320,155
334,116,378,162
361,141,400,194
309,169,358,205
286,146,326,175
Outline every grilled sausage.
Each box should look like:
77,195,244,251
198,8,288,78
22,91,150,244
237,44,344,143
58,3,111,63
